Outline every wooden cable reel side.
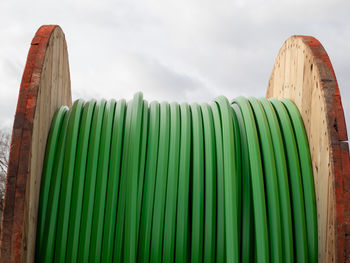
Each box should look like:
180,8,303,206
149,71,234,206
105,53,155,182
0,26,348,262
266,36,349,262
0,25,71,263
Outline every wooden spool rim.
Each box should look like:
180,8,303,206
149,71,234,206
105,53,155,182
0,25,72,263
0,26,349,263
267,35,349,262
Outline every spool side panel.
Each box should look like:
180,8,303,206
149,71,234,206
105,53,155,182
0,25,72,263
0,26,57,263
266,36,349,263
25,27,72,263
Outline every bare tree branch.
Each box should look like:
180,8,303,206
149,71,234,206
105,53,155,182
0,128,10,216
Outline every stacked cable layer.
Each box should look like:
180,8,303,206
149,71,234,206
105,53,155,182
35,93,317,263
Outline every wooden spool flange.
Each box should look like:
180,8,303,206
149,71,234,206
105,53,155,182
267,35,349,262
0,25,72,263
0,26,349,263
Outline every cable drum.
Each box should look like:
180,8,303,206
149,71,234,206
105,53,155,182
35,92,317,262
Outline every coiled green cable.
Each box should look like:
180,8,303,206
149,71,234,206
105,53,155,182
232,97,269,263
211,101,226,262
39,107,70,262
36,106,67,261
231,103,253,263
138,101,159,263
258,98,293,263
175,103,191,263
66,99,95,262
101,99,126,262
150,101,170,263
215,97,239,263
163,102,181,263
114,100,132,261
281,99,317,263
55,99,84,263
36,93,317,262
78,99,106,262
201,103,216,263
270,98,308,263
248,97,282,263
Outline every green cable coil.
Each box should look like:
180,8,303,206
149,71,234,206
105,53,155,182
35,93,317,263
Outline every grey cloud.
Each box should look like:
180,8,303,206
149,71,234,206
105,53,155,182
0,0,349,135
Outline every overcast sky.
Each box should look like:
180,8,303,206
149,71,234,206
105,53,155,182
0,0,349,135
